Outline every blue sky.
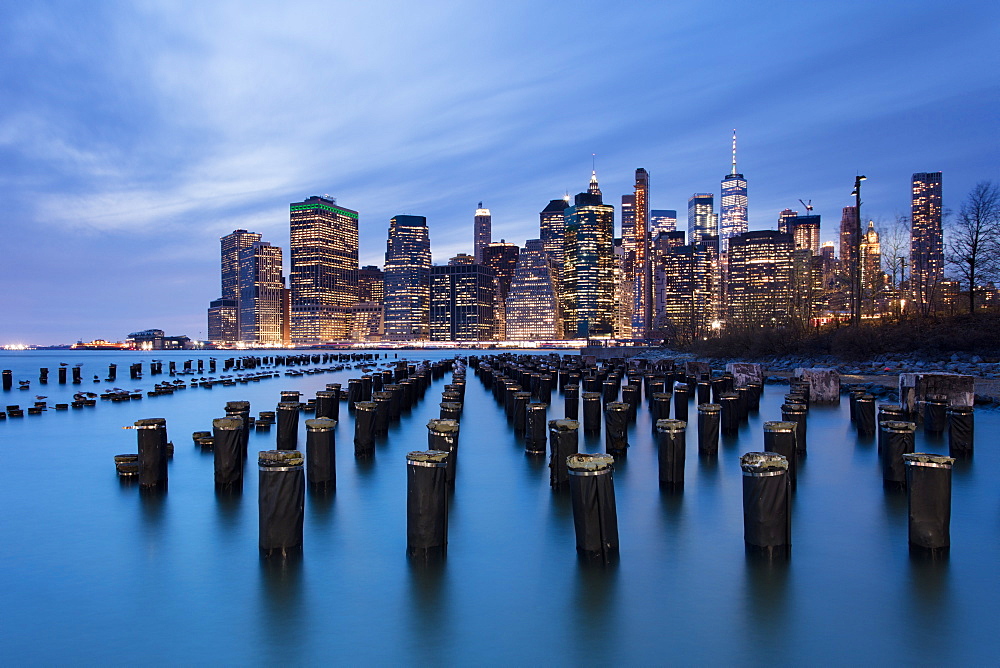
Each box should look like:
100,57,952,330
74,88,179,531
2,0,998,345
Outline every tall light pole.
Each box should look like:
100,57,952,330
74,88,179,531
851,175,867,325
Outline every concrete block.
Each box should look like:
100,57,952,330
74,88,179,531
685,361,711,378
899,373,974,414
793,367,840,402
727,363,764,387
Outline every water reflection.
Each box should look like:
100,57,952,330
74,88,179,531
905,550,952,656
570,560,619,664
258,552,304,663
214,485,243,531
742,550,790,636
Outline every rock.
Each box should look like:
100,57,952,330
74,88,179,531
793,368,841,402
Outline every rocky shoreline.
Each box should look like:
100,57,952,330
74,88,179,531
629,349,1000,406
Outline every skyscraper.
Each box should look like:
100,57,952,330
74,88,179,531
860,220,882,299
238,242,286,344
289,195,359,342
217,229,261,339
688,193,718,244
430,260,497,341
649,210,677,238
631,168,651,337
357,265,384,304
910,171,943,315
719,131,748,251
482,240,519,339
505,239,561,340
777,209,798,235
726,231,794,327
383,215,431,340
473,203,491,263
540,198,570,267
207,298,238,343
654,241,717,341
791,214,821,255
562,172,615,338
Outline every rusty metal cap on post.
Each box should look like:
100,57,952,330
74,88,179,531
406,450,449,467
656,418,687,433
882,420,916,433
258,449,304,468
549,419,579,432
305,418,337,431
903,452,955,468
698,403,721,413
606,401,629,412
427,419,459,433
567,453,614,474
763,420,797,433
213,417,243,431
740,452,788,475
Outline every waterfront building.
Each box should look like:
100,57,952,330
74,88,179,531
238,242,287,344
357,265,384,304
289,195,359,342
383,214,431,340
791,214,821,255
726,231,794,327
473,203,491,263
688,193,718,244
562,172,615,338
777,209,798,234
349,302,383,341
207,298,238,343
719,131,748,251
653,241,717,342
429,261,497,341
649,209,677,237
482,240,519,338
910,171,944,315
212,229,261,341
540,197,570,310
614,239,632,338
505,239,561,340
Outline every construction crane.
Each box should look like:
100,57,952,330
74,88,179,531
798,199,814,214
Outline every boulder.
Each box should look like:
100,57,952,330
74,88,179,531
793,367,841,403
726,362,764,387
685,361,711,378
898,372,975,415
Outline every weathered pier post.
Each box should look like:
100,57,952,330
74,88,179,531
406,450,449,560
882,421,916,490
548,419,579,489
564,384,580,421
763,421,798,488
213,417,244,490
656,419,686,491
258,450,305,557
525,403,548,454
305,418,336,490
427,419,460,487
904,453,954,554
604,402,629,456
674,383,690,422
698,403,721,456
354,401,377,459
134,418,169,490
741,452,791,557
276,401,300,451
947,406,974,457
567,453,619,563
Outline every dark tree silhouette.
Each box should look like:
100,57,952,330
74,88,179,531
947,181,1000,315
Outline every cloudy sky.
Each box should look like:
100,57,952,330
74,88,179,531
2,0,998,345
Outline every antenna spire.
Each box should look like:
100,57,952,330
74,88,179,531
731,129,738,175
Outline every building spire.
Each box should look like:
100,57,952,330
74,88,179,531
731,129,738,175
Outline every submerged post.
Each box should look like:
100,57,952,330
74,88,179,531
406,450,449,560
427,419,460,487
780,403,807,453
904,453,954,554
656,419,686,491
763,421,798,489
135,418,168,490
353,401,377,459
697,403,720,456
567,453,619,563
305,418,336,490
564,384,580,421
882,421,916,489
604,402,629,456
582,392,602,433
548,419,579,489
525,403,548,454
213,417,244,491
740,452,791,558
258,450,305,557
674,383,689,422
947,406,974,457
276,401,300,451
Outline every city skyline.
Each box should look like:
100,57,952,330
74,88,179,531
2,1,998,344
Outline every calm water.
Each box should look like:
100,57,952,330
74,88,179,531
1,350,998,665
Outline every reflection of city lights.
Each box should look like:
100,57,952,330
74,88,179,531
3,343,28,350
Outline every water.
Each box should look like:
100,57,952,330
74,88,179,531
1,350,998,664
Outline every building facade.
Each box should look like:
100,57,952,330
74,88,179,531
688,193,718,244
719,131,748,251
357,265,384,304
505,239,561,340
649,210,677,238
429,261,497,341
383,215,431,340
207,298,238,343
473,203,491,263
791,214,821,255
653,241,717,342
289,196,359,342
562,172,615,338
910,171,943,314
238,242,287,344
726,231,794,327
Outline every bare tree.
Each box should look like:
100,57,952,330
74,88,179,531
947,181,1000,315
879,214,910,317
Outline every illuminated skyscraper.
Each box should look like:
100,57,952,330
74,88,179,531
839,206,858,273
540,198,570,267
626,168,651,337
719,131,748,251
688,193,718,244
482,240,519,339
653,241,716,342
791,215,821,255
430,260,497,341
215,229,262,340
562,172,615,338
649,210,677,237
910,171,943,314
474,203,491,263
726,231,794,327
357,265,384,304
289,196,359,342
384,215,431,340
860,220,882,298
505,239,561,340
207,298,238,343
777,209,798,234
238,242,286,344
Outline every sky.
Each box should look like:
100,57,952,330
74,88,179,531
1,0,998,345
